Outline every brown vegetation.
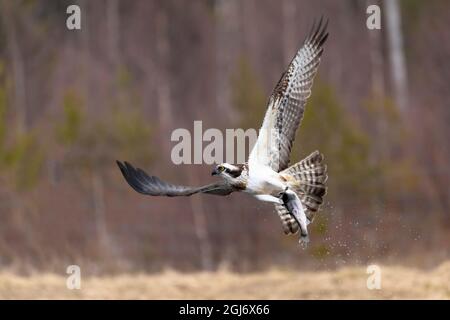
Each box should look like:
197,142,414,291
1,262,449,299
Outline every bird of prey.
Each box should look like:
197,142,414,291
117,18,328,246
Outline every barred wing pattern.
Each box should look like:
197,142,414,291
117,161,235,196
249,19,328,173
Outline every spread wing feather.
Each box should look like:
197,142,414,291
249,18,328,172
116,161,235,197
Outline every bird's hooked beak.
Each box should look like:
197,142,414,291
211,167,219,176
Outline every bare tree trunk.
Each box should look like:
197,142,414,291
214,0,240,124
1,0,27,135
385,0,408,113
367,0,387,160
91,172,111,255
80,2,113,259
367,4,388,226
80,0,92,101
188,170,213,271
385,0,412,222
155,10,174,139
106,0,120,69
367,0,385,98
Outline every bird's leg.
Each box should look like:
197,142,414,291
280,189,310,247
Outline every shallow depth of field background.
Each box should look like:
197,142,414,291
0,0,449,299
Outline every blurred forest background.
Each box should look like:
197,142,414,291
0,0,448,274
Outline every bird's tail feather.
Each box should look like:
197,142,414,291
275,150,327,234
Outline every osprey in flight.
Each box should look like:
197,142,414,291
117,19,328,246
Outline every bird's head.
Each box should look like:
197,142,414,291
211,163,243,181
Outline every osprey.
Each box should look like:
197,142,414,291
117,19,328,246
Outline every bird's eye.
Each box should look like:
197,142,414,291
218,165,225,172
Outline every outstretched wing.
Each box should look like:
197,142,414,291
249,18,328,172
117,161,235,197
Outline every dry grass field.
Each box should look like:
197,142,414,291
0,261,449,299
